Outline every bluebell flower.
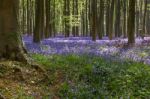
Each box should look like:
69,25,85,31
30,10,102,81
23,35,150,65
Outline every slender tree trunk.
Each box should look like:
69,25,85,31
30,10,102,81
64,0,70,37
91,0,96,41
142,0,148,38
33,0,44,43
123,0,127,38
105,0,110,37
22,0,25,34
108,0,115,40
45,0,51,38
85,0,88,36
53,0,56,37
146,10,150,35
127,0,135,44
135,1,140,37
97,0,104,39
72,0,75,36
115,0,121,37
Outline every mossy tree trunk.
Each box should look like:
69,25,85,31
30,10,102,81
0,0,27,62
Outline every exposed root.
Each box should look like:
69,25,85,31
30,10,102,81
0,61,49,84
0,60,51,98
31,62,49,78
12,66,25,81
0,93,5,99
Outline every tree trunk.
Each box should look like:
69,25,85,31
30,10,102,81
91,0,97,41
142,0,148,38
108,0,115,40
33,0,44,43
115,0,121,37
123,0,127,38
105,0,110,37
0,0,27,62
127,0,135,44
97,0,104,39
45,0,51,38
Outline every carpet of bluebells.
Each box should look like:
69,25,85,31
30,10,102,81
23,35,150,65
22,35,150,98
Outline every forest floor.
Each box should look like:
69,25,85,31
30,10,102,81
0,36,150,98
1,54,150,98
0,61,52,98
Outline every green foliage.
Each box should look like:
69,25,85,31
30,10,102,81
15,87,34,99
32,54,150,98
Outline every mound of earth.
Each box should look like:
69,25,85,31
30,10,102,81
0,61,50,98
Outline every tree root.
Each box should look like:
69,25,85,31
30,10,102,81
0,93,5,99
0,60,50,85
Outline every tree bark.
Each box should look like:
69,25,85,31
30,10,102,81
108,0,115,40
127,0,135,44
142,0,148,38
0,0,27,62
91,0,97,41
33,0,44,43
45,0,51,38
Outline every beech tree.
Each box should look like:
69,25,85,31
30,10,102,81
0,0,27,62
45,0,51,38
127,0,136,44
91,0,97,41
142,0,148,38
108,0,115,40
33,0,44,43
